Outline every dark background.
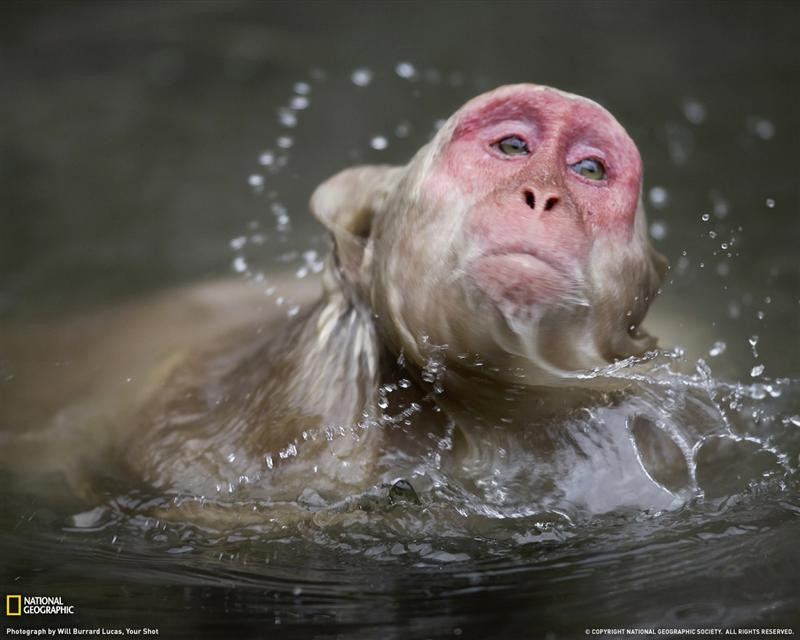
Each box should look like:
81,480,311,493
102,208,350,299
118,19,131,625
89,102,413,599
1,1,797,325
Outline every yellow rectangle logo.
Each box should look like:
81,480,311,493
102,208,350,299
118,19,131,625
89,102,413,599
6,594,22,616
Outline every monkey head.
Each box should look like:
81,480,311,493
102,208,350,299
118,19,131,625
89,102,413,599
311,84,667,386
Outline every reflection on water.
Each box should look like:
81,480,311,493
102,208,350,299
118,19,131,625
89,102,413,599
3,468,800,636
1,1,799,637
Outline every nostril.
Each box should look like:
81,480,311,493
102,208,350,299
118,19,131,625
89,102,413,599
524,189,535,210
544,196,559,212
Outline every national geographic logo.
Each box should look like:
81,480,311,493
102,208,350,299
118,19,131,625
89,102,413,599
5,595,21,616
5,595,75,615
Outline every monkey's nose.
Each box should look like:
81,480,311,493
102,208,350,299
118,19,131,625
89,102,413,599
523,188,560,214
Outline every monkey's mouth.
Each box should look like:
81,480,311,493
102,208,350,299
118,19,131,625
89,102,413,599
469,251,574,308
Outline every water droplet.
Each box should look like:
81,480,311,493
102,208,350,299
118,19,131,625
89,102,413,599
787,415,800,427
303,249,325,273
756,310,765,320
648,186,668,208
701,213,710,222
233,256,247,273
370,135,388,150
287,305,300,317
265,454,274,469
708,230,717,239
682,99,706,124
278,109,297,127
277,136,293,149
748,116,775,140
290,95,309,110
750,384,767,400
294,81,311,95
750,364,765,378
248,174,264,190
710,191,730,219
351,68,372,87
649,220,667,240
665,121,692,164
230,235,247,250
398,378,411,389
279,443,297,459
258,151,275,166
765,198,775,208
709,341,726,357
395,121,412,138
395,61,416,79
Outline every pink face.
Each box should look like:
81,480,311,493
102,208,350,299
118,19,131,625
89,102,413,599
427,85,643,311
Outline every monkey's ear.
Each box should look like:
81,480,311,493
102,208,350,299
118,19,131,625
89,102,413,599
310,165,402,282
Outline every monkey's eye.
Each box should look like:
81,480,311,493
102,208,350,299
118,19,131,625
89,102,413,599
493,136,529,156
570,158,607,180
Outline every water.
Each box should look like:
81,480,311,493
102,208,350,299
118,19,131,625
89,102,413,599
1,2,799,637
3,452,800,635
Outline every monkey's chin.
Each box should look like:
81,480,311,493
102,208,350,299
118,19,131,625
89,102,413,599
469,253,574,311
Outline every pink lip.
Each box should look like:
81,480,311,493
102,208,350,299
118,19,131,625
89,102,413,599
482,247,569,278
469,250,573,307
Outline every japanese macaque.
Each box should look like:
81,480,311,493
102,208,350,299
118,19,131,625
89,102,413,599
122,83,671,505
15,83,756,519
